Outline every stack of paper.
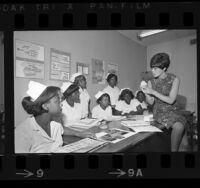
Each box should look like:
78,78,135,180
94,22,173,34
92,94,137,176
110,116,127,121
126,114,154,122
121,120,151,127
121,120,162,133
129,126,162,133
68,119,101,131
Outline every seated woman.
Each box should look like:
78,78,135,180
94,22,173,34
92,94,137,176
92,91,112,121
70,72,91,118
61,82,83,126
103,73,120,108
134,90,149,114
114,88,143,116
142,52,187,152
15,81,95,153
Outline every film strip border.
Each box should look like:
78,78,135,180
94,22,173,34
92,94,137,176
0,153,200,179
0,3,198,29
0,2,199,179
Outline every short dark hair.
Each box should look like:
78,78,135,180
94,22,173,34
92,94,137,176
106,73,118,83
150,53,170,71
136,90,146,100
62,84,79,100
96,93,111,104
74,75,86,85
22,86,60,117
119,89,134,101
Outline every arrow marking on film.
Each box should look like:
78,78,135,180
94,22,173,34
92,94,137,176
108,169,126,177
16,169,34,178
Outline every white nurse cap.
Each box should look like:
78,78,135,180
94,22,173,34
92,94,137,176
61,82,73,93
70,72,82,82
95,91,106,100
26,81,47,101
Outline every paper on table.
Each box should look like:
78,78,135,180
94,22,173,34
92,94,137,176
67,119,101,130
121,120,150,127
129,125,162,133
110,116,127,121
95,128,136,143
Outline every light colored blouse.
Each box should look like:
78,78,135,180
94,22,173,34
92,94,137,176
92,105,112,121
15,117,64,153
103,85,120,106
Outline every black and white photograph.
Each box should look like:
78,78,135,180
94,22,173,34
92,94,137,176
0,31,4,154
14,30,197,153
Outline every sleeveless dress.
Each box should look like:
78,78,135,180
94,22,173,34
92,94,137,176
150,73,186,129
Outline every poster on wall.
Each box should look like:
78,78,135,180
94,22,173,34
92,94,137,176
15,39,45,79
76,62,89,75
16,39,44,62
107,63,119,76
50,48,71,81
91,58,105,84
16,60,45,79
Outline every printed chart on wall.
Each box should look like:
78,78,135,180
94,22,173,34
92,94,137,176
50,48,71,81
92,58,105,84
76,62,89,80
107,63,119,76
15,39,45,79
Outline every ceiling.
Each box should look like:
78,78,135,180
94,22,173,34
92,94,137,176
117,30,196,46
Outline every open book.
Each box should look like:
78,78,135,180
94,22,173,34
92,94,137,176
62,138,108,153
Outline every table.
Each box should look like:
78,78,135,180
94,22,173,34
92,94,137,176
63,120,171,153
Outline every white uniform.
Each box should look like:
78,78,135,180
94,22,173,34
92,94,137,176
62,100,83,126
79,87,90,118
92,105,112,121
103,85,120,106
135,100,148,109
15,117,65,153
115,99,139,114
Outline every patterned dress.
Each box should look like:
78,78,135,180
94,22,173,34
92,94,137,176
150,73,186,129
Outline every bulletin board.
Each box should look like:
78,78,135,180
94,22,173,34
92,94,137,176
91,58,105,84
15,39,45,79
50,48,71,81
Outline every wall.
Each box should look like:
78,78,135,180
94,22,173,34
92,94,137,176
0,32,4,111
14,31,147,126
147,34,197,114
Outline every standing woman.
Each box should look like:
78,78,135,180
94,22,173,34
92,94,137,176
70,73,91,118
61,82,83,126
103,73,120,108
142,53,187,152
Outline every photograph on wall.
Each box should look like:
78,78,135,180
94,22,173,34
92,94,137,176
15,39,45,79
0,32,4,154
91,58,105,84
76,62,89,75
107,63,119,76
50,48,71,81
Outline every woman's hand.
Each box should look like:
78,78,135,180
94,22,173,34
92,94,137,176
142,86,154,95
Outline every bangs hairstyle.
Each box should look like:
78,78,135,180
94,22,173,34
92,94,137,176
107,73,118,83
119,89,134,101
136,90,145,98
96,93,111,105
62,84,79,100
74,75,86,85
22,86,60,117
150,53,170,71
